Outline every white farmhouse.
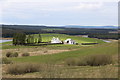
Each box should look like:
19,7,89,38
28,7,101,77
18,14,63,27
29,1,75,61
51,37,62,43
64,39,76,44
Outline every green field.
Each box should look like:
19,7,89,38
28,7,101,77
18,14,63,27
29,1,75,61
35,33,105,43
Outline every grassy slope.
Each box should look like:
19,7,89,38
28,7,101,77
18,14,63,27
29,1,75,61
2,36,118,78
3,64,118,78
10,42,118,64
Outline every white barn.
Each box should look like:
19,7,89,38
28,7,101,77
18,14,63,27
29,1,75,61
64,39,76,44
51,37,62,43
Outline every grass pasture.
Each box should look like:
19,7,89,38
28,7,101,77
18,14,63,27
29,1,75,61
10,41,118,64
35,33,105,43
2,41,118,78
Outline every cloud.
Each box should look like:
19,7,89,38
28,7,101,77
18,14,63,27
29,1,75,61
1,1,104,12
0,0,118,25
72,2,103,10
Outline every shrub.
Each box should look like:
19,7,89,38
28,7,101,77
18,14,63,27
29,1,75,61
65,54,112,66
86,54,112,66
76,43,79,45
10,52,18,57
76,58,87,66
65,58,77,66
6,52,12,57
14,52,18,57
6,52,18,57
22,53,30,57
7,63,41,75
44,50,48,53
2,57,12,64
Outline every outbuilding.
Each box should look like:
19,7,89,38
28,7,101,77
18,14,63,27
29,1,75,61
51,37,62,43
64,39,76,44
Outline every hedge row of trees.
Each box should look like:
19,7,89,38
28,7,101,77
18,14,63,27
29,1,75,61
88,33,119,40
13,33,26,45
13,33,42,45
26,34,42,44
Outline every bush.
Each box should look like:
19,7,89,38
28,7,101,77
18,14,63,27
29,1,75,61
6,52,12,57
14,52,18,57
22,53,30,57
6,52,18,57
2,57,12,64
44,51,48,53
76,58,87,66
66,58,87,66
10,52,18,57
65,54,112,66
65,58,77,66
7,63,41,75
86,54,112,66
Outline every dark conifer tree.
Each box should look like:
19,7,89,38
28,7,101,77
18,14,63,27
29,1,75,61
38,34,42,43
13,33,26,45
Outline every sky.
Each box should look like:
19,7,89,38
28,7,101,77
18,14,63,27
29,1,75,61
0,0,119,26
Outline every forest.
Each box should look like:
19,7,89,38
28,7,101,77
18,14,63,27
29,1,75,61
1,24,119,39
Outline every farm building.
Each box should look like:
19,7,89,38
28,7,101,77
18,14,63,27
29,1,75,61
64,39,76,44
51,37,62,43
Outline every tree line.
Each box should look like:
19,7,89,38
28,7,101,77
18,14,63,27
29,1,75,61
13,33,42,45
88,33,119,40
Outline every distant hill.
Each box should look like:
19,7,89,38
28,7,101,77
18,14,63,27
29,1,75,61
63,25,118,29
1,24,118,39
1,24,118,29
